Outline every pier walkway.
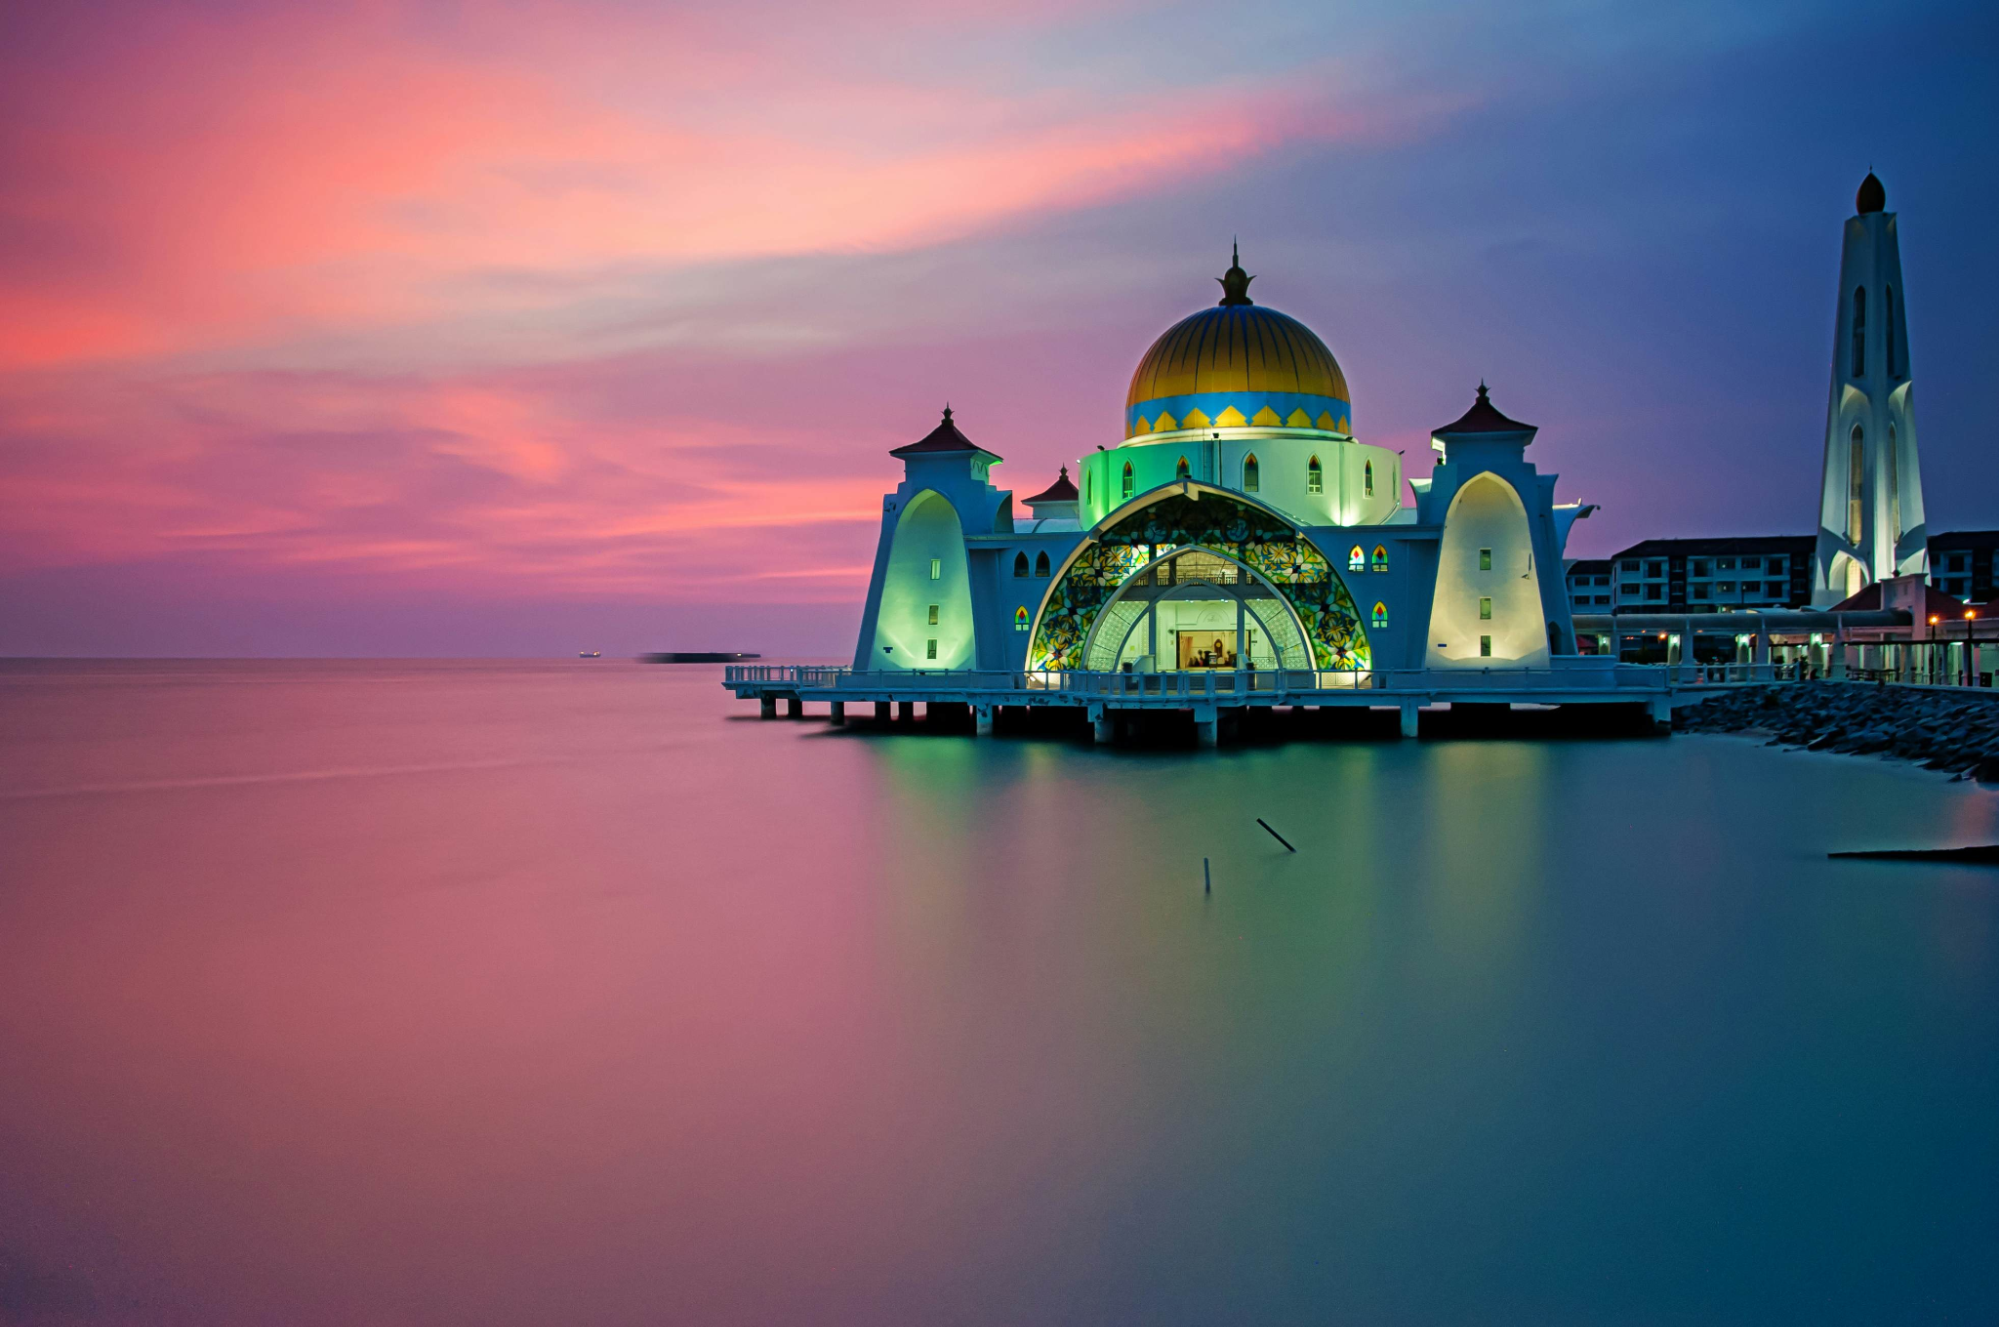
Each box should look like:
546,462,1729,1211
723,660,1677,743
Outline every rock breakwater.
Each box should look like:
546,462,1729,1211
1676,683,1999,780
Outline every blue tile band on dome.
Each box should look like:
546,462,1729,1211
1125,391,1351,438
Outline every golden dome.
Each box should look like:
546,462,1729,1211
1124,248,1351,439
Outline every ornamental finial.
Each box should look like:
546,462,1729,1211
1217,240,1254,307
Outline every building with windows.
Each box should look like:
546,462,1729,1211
1927,531,1998,605
1592,537,1813,614
848,248,1594,684
1565,558,1613,611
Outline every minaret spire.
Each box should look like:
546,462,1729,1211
1812,171,1925,603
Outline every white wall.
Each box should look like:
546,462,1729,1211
1426,474,1551,668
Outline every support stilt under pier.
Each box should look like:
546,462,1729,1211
829,701,845,724
785,696,802,719
1399,701,1421,739
874,701,890,722
759,696,776,719
975,705,993,736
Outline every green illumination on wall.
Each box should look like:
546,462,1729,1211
874,492,975,669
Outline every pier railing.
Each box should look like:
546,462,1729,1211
725,660,1666,697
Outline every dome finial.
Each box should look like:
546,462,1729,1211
1857,170,1885,214
941,402,953,422
1217,240,1254,307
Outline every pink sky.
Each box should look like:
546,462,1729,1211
3,1,1993,654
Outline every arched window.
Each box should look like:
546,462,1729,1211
1175,456,1190,480
1885,285,1897,378
1034,551,1051,577
1364,461,1374,497
1349,545,1366,572
1307,456,1323,494
1848,424,1864,543
1242,453,1259,492
1013,551,1030,578
1121,461,1134,500
1852,286,1866,378
1372,602,1388,629
1372,545,1389,573
1888,423,1900,539
1014,607,1030,632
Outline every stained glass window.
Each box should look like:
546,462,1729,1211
1372,545,1389,573
1308,457,1323,494
1372,602,1388,629
1027,488,1371,672
1013,552,1029,577
1349,545,1365,572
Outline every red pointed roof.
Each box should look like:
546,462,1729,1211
1433,383,1534,436
889,406,1001,459
1830,580,1968,618
1024,466,1078,505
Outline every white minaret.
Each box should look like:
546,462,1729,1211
1812,172,1926,604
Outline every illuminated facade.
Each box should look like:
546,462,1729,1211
851,250,1595,680
1813,172,1928,604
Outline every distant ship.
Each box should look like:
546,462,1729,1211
578,651,601,658
640,651,762,664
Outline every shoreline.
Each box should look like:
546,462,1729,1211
1675,682,1999,782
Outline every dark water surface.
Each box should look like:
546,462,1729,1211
2,659,1997,1324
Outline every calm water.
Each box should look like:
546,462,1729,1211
2,659,1997,1324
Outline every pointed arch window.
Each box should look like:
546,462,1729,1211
1121,461,1134,500
1175,456,1191,480
1364,461,1374,497
1307,456,1323,494
1034,551,1051,577
1372,545,1389,573
1885,285,1897,378
1888,423,1900,541
1242,453,1259,492
1349,545,1366,572
1014,607,1030,633
1013,551,1030,578
1372,602,1389,629
1848,425,1864,543
1852,286,1866,378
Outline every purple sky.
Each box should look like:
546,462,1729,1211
2,0,1994,656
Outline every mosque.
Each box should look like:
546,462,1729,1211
851,244,1593,692
727,172,1977,736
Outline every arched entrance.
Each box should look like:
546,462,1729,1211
1026,484,1371,672
1080,545,1312,671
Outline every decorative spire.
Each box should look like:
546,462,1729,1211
1856,170,1885,214
941,403,953,422
1216,240,1255,307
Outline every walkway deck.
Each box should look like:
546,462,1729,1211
722,660,1680,741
